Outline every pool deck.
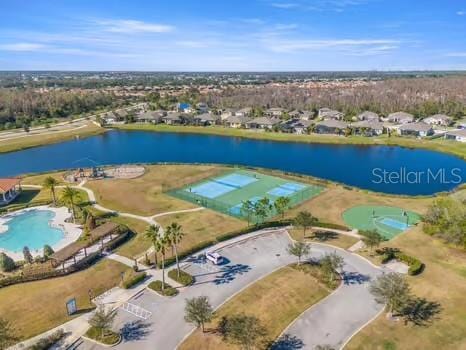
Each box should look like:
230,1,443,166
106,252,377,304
0,205,82,261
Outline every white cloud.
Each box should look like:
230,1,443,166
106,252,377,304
263,38,400,53
457,11,465,16
95,19,174,33
175,40,209,48
271,3,299,9
445,52,466,57
0,42,47,51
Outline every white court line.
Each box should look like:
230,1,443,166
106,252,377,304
120,302,152,320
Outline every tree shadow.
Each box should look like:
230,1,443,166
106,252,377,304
312,231,338,242
269,334,305,349
341,271,371,285
401,297,442,326
214,264,251,285
120,320,153,341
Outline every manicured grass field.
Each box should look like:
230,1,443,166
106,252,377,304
86,164,228,216
342,205,421,239
0,260,129,341
170,169,323,220
180,264,333,350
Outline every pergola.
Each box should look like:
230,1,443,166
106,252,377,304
0,178,21,205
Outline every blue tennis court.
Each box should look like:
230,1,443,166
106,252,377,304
280,182,306,191
380,217,409,231
186,181,235,199
229,196,262,215
268,187,295,197
214,173,257,188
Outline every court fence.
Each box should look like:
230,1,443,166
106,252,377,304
168,185,317,221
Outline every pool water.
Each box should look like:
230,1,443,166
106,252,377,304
0,210,64,253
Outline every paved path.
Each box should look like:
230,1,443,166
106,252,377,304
76,229,383,350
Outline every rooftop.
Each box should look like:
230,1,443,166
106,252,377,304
0,178,20,193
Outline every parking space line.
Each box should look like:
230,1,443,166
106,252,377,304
120,302,152,320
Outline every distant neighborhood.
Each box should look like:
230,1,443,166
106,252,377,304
99,102,466,143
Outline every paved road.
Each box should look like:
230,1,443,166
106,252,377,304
77,229,383,350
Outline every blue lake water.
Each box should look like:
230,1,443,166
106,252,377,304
0,130,465,195
0,210,64,253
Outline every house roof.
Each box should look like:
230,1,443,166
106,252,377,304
352,120,384,130
116,109,128,117
163,112,182,120
136,111,163,120
0,178,20,193
195,113,219,122
357,111,379,120
399,122,432,132
316,120,348,129
319,108,344,119
226,115,251,124
247,117,280,126
237,107,252,113
425,114,451,121
387,111,414,121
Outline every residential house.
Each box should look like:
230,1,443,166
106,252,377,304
224,115,251,128
445,129,466,142
196,102,209,114
220,108,237,120
0,178,21,206
280,119,314,134
101,111,124,125
357,111,380,122
115,109,129,120
423,114,452,126
235,107,252,117
318,108,344,120
245,117,280,130
398,122,434,137
387,112,414,124
136,111,166,124
351,120,384,136
289,110,313,120
177,102,193,113
314,120,349,135
265,108,285,118
194,113,220,126
162,112,182,125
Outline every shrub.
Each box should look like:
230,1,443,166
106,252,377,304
0,252,16,272
85,326,120,345
43,245,54,259
121,271,147,289
168,269,194,286
375,248,424,275
148,280,178,296
28,329,65,350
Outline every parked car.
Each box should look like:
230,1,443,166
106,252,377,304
206,251,223,265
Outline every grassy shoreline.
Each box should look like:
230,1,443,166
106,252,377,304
113,124,466,160
0,123,106,154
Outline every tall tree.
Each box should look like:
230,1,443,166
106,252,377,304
370,273,411,316
184,296,213,333
43,176,59,206
294,211,317,239
0,317,17,350
361,230,385,252
320,252,344,283
287,241,311,265
254,197,272,224
240,200,255,226
166,222,184,279
0,253,15,272
88,306,117,339
61,186,79,223
144,225,161,267
274,196,291,219
220,314,266,350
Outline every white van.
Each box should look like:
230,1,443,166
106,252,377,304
206,251,223,265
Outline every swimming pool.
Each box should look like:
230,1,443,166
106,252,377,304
0,209,64,253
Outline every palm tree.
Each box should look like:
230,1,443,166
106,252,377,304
43,176,59,206
154,234,169,291
61,186,79,223
144,225,160,267
166,222,184,279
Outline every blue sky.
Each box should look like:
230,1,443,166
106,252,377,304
1,0,466,71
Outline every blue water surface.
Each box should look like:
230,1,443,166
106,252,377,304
0,210,64,253
0,130,464,195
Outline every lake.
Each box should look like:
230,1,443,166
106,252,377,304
1,130,465,195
